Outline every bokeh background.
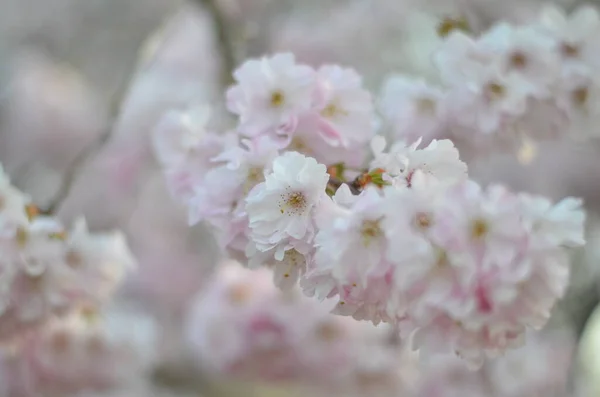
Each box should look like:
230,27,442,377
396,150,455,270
3,0,600,396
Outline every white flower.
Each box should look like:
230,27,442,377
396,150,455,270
151,106,236,201
315,65,376,147
245,152,329,250
538,4,600,70
66,219,135,304
226,53,316,137
518,194,586,249
151,105,213,167
479,23,560,99
246,239,313,290
378,75,448,142
446,64,529,134
370,136,467,189
433,31,495,87
315,187,389,286
555,68,600,124
212,136,281,198
187,165,242,227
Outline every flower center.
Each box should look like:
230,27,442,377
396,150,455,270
560,42,580,58
228,283,253,305
416,97,437,115
244,167,264,193
270,90,285,107
509,51,527,69
485,82,506,101
315,321,341,342
471,218,489,239
15,227,28,247
321,102,347,119
436,249,448,267
415,212,432,230
81,306,99,324
282,249,304,278
280,191,307,215
48,231,68,241
360,219,383,246
289,137,308,153
436,16,470,37
572,86,589,107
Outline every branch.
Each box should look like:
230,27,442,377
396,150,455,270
190,0,237,88
43,52,143,215
327,176,362,196
43,124,113,214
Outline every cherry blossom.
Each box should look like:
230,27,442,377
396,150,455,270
226,53,315,139
0,166,135,343
313,65,376,148
185,262,409,391
414,329,575,397
151,106,236,201
155,6,591,368
245,151,329,250
378,75,448,142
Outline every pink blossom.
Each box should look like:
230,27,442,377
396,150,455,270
378,75,448,143
313,65,376,148
314,187,390,286
478,23,560,99
152,106,236,201
537,4,600,72
0,169,134,343
284,115,367,168
369,136,467,188
226,53,316,139
1,306,153,397
185,262,407,390
414,329,575,397
245,151,329,250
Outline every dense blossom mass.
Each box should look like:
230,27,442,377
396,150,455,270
0,166,139,396
0,167,134,343
186,262,410,394
153,4,593,369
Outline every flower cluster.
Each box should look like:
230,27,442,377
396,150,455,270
414,329,575,397
155,10,588,367
152,53,376,263
379,4,600,155
0,165,139,396
307,137,583,368
1,309,148,397
0,167,134,343
185,262,410,394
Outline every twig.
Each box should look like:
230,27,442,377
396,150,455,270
44,125,113,214
328,176,362,196
46,0,236,214
44,64,133,214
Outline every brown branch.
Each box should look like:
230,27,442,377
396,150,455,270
190,0,237,88
44,125,113,214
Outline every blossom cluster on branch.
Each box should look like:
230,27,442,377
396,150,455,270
380,4,600,154
186,262,411,394
153,4,594,370
0,166,140,396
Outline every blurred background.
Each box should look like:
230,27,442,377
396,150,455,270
3,0,600,396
